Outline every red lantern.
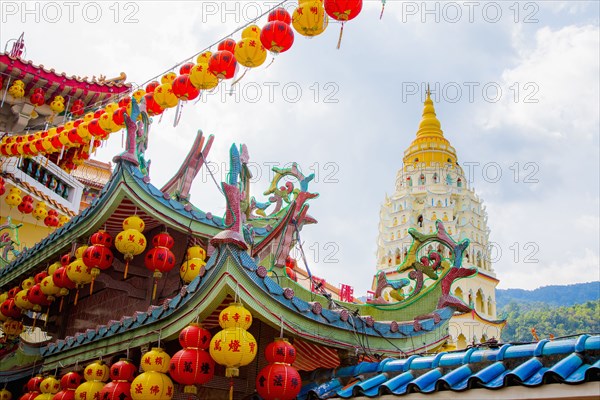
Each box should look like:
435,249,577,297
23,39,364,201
324,0,363,49
110,359,137,382
18,195,34,214
0,298,21,319
260,21,295,54
169,324,214,393
30,88,46,107
45,209,60,228
83,230,114,294
179,62,194,75
88,118,108,139
100,359,136,400
144,232,176,300
145,81,160,93
325,0,362,21
256,363,301,400
208,51,237,80
112,107,128,126
268,7,292,24
118,97,131,108
265,338,296,364
27,376,44,393
171,75,200,101
54,372,81,400
52,266,76,311
71,99,85,116
35,271,49,284
217,38,237,54
143,93,164,116
27,284,51,311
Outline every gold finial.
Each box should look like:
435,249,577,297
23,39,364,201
417,85,443,138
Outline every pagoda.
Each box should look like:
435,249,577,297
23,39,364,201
372,89,505,349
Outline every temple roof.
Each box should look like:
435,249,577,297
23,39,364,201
301,334,600,399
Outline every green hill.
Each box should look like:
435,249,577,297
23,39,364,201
496,281,599,309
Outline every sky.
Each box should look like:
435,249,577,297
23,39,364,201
1,1,598,295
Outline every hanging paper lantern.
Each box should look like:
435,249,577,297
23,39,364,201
242,24,261,39
144,232,176,300
0,176,6,196
0,298,21,319
210,302,257,381
153,84,179,109
146,81,160,93
27,283,51,312
58,215,70,227
14,289,34,311
268,7,292,24
235,37,267,68
5,187,22,208
8,80,25,99
83,230,114,295
179,246,206,284
30,88,46,107
32,201,49,222
99,112,121,134
66,245,92,305
18,195,34,215
218,38,237,54
88,118,108,139
35,376,61,400
112,107,128,127
132,90,145,103
143,93,164,117
260,21,295,54
189,62,219,90
53,371,81,400
100,359,136,400
292,1,329,37
115,215,147,279
2,318,23,337
161,73,177,85
0,388,11,400
45,209,60,228
196,51,212,64
53,265,76,311
41,275,60,301
169,324,214,393
131,348,174,400
324,0,362,21
28,377,45,394
71,99,85,116
179,62,194,75
324,0,363,48
256,338,300,400
208,51,238,80
76,362,108,400
50,96,66,114
171,75,200,101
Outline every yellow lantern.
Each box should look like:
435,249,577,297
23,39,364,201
218,303,252,330
50,96,65,113
196,51,212,64
140,347,171,373
40,275,60,300
99,112,120,133
179,246,207,284
0,388,12,400
5,187,22,208
2,319,23,337
161,72,177,85
66,246,92,305
235,38,267,68
77,122,92,142
22,277,36,290
84,112,95,122
241,24,261,39
130,371,173,400
209,327,257,378
105,102,119,113
58,129,75,148
292,1,328,37
131,348,174,400
153,84,179,109
133,90,145,103
14,289,34,311
58,215,70,227
115,216,147,279
189,63,219,90
84,361,110,382
8,80,25,98
32,201,48,222
36,376,61,400
48,261,61,276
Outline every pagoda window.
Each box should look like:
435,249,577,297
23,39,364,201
476,251,482,268
395,249,401,265
407,177,413,187
457,334,467,350
446,174,453,185
437,200,442,207
419,174,426,185
393,217,398,226
457,178,462,188
432,211,437,220
465,252,470,262
417,215,423,227
442,212,449,221
391,233,395,241
475,289,485,314
401,215,406,224
433,173,438,183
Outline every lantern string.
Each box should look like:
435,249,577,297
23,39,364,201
157,329,162,348
336,22,345,50
0,76,12,108
279,315,284,338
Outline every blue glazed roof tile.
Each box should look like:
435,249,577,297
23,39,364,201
301,335,600,399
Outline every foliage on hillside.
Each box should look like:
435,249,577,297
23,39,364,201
496,281,599,309
501,300,600,343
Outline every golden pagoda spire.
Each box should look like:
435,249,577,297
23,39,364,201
416,85,443,138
